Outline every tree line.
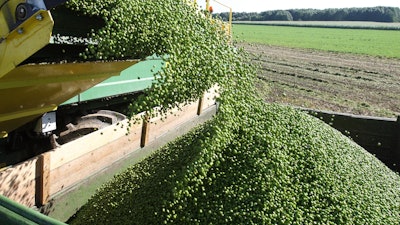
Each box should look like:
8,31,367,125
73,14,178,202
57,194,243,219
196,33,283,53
215,7,400,22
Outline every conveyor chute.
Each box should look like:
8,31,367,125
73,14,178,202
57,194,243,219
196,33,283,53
0,60,138,137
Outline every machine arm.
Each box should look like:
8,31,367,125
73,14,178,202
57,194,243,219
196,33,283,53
0,0,69,78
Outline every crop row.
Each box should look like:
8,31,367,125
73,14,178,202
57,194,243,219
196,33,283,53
244,43,400,117
253,45,400,76
259,59,397,94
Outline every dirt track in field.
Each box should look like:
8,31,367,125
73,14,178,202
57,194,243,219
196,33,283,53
240,43,400,118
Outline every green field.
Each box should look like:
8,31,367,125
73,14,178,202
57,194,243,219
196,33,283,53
233,24,400,58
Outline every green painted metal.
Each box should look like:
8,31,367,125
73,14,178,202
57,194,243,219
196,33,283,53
0,195,67,225
62,56,164,105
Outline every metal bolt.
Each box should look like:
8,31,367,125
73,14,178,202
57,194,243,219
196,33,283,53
17,28,24,34
36,13,43,21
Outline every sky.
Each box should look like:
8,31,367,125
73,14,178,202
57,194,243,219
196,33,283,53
197,0,400,13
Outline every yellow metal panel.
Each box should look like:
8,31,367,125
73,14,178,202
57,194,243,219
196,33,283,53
0,60,139,136
0,10,54,78
0,0,25,37
0,105,57,122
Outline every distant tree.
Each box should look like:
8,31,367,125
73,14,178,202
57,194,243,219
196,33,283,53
387,7,400,22
258,10,293,21
275,10,293,21
222,7,400,22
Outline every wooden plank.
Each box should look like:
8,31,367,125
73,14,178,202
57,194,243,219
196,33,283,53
201,85,219,112
197,97,204,115
0,158,38,207
148,102,198,142
37,152,50,206
0,92,218,206
49,123,142,195
49,102,199,195
50,119,137,171
141,115,150,148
